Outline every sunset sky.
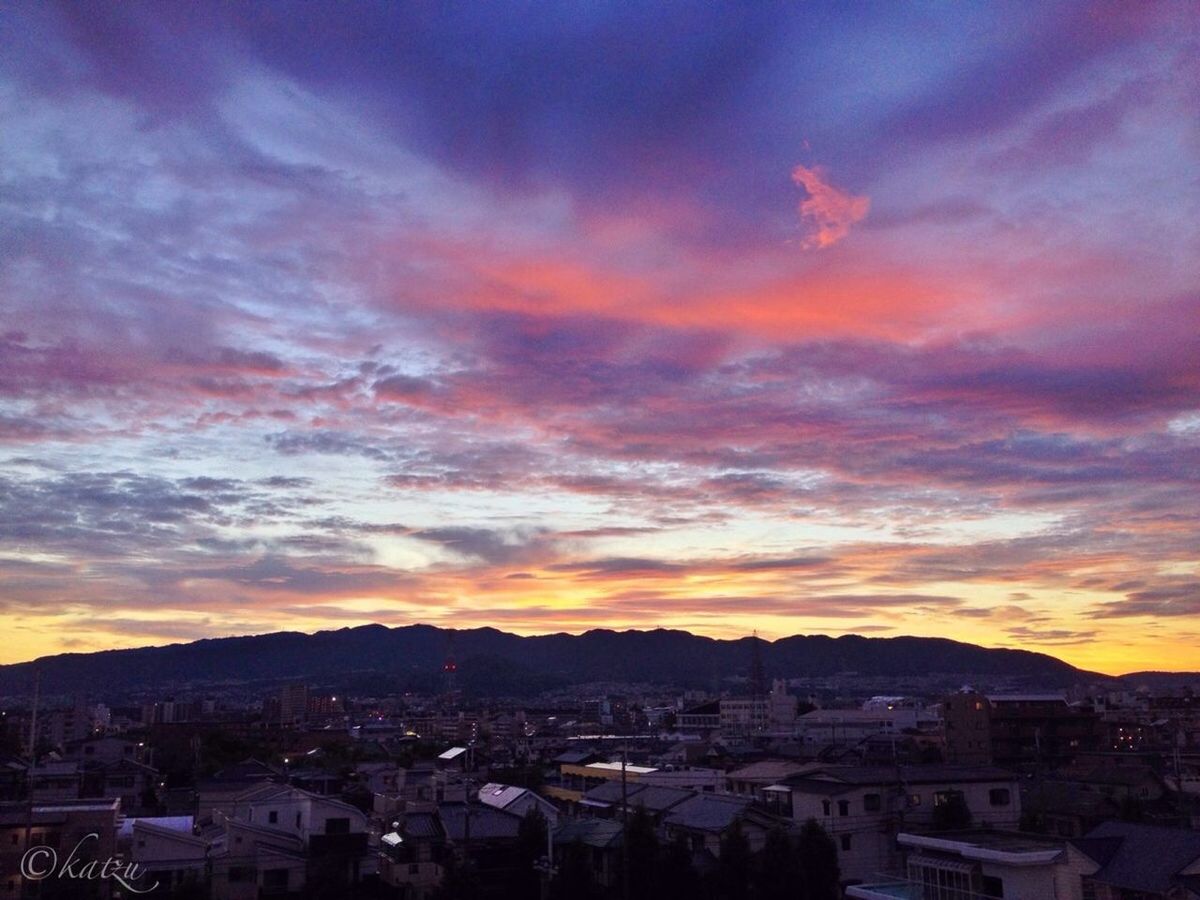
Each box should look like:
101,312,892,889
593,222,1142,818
1,4,1198,674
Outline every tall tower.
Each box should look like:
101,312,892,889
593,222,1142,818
749,632,767,733
442,632,458,703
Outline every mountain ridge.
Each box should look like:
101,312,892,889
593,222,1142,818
0,623,1137,697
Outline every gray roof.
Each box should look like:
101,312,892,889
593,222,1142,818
554,818,623,849
784,764,1016,788
662,794,753,833
555,750,598,765
1074,821,1200,894
438,803,522,842
582,781,693,813
402,812,444,841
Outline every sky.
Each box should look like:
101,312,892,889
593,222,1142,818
0,3,1198,675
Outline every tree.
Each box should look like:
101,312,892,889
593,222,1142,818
931,791,972,831
658,833,701,900
550,839,598,900
432,852,481,900
716,821,752,900
627,806,660,900
795,819,840,900
516,807,550,896
756,827,801,900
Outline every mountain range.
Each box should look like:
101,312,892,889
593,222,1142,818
0,624,1125,698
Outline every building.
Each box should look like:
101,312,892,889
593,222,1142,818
848,830,1088,900
477,782,559,824
1073,820,1200,899
660,792,781,856
278,683,309,728
209,782,372,897
764,764,1022,883
944,691,1101,770
726,759,818,798
0,799,124,898
125,816,209,896
548,760,659,803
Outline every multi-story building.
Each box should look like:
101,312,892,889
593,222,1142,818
764,764,1022,883
943,691,1101,771
0,798,123,898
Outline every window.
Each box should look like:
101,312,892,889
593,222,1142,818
409,864,420,875
839,834,852,852
295,812,301,829
268,810,278,824
228,866,255,883
325,817,351,835
864,793,881,812
837,800,849,816
909,793,921,806
989,788,1011,806
982,875,1004,897
933,790,961,807
821,799,831,816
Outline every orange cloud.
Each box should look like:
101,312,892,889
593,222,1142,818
792,164,870,249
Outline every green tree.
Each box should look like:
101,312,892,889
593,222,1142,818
625,806,661,900
659,833,701,900
795,819,840,900
433,852,481,900
756,827,801,900
551,839,598,900
716,821,753,900
516,807,550,896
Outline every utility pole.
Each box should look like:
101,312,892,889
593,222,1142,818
621,741,629,900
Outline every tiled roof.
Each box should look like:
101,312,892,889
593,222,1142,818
662,794,752,833
438,803,522,842
554,819,623,849
402,812,444,841
1073,822,1200,894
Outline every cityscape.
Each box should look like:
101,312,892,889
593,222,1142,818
2,2,1199,899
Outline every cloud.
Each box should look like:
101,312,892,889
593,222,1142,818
791,164,870,249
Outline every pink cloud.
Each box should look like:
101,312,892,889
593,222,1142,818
791,164,870,249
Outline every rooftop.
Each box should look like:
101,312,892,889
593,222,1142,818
899,830,1065,864
1073,821,1200,894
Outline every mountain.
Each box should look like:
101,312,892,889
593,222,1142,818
0,624,1107,697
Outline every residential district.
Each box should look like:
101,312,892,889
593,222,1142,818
2,660,1200,899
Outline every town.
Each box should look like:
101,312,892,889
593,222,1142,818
3,650,1199,899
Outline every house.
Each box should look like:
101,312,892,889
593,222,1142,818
219,782,373,893
125,816,209,896
380,811,446,898
208,815,308,900
660,792,781,856
765,764,1022,883
553,818,624,889
28,760,82,801
478,782,559,824
1073,821,1200,899
725,759,817,798
580,781,693,822
196,758,285,823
